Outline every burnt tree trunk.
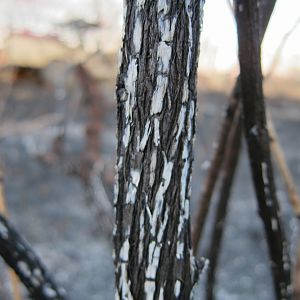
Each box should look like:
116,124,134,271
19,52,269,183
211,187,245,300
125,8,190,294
114,0,205,299
235,0,291,299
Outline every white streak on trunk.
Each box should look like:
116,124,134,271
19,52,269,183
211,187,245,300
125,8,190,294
146,204,153,221
133,15,143,53
145,281,156,300
176,241,185,259
138,210,145,263
174,280,181,298
157,0,169,14
123,58,138,148
150,154,173,236
149,149,157,187
262,162,269,185
157,42,172,72
177,141,190,237
138,119,151,151
146,241,161,279
185,0,194,77
171,106,187,156
151,75,168,115
120,239,130,261
158,287,164,300
150,3,177,115
122,124,131,149
126,169,140,204
188,101,195,140
120,263,133,300
145,206,169,293
153,118,160,146
271,218,278,231
182,81,189,103
157,206,169,242
136,0,145,7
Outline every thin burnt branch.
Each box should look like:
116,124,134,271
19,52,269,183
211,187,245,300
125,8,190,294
192,81,240,253
236,0,291,298
267,114,300,217
205,107,242,300
0,214,67,300
192,0,278,255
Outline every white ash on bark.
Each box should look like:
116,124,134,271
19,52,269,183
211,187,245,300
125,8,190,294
0,214,67,300
114,0,205,299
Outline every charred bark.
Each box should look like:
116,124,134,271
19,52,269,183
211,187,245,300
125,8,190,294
0,214,66,300
235,0,291,298
114,0,205,299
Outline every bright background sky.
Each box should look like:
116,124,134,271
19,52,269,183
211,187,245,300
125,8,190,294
200,0,300,76
0,0,299,76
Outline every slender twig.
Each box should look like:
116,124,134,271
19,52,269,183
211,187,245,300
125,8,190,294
205,107,242,300
192,83,240,253
236,0,291,298
265,17,300,79
267,114,300,216
0,214,67,300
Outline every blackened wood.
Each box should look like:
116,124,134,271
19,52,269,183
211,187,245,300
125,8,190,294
192,0,278,254
235,0,291,299
0,214,66,300
260,0,277,42
114,0,205,299
205,108,242,300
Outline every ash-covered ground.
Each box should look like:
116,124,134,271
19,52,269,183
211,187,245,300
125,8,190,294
0,78,299,299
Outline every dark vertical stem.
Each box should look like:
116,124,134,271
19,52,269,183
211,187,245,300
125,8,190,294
192,0,278,254
235,0,291,299
205,108,242,300
0,214,67,300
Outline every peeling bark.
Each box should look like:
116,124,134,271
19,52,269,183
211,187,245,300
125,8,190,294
0,214,66,300
114,0,205,299
236,0,292,298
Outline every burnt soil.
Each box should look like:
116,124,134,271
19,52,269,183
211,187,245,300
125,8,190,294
0,79,299,299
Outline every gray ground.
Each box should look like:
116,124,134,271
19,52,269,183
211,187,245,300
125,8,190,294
0,79,299,299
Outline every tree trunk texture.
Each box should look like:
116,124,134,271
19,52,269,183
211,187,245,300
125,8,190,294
0,214,66,300
235,1,291,299
114,1,205,299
